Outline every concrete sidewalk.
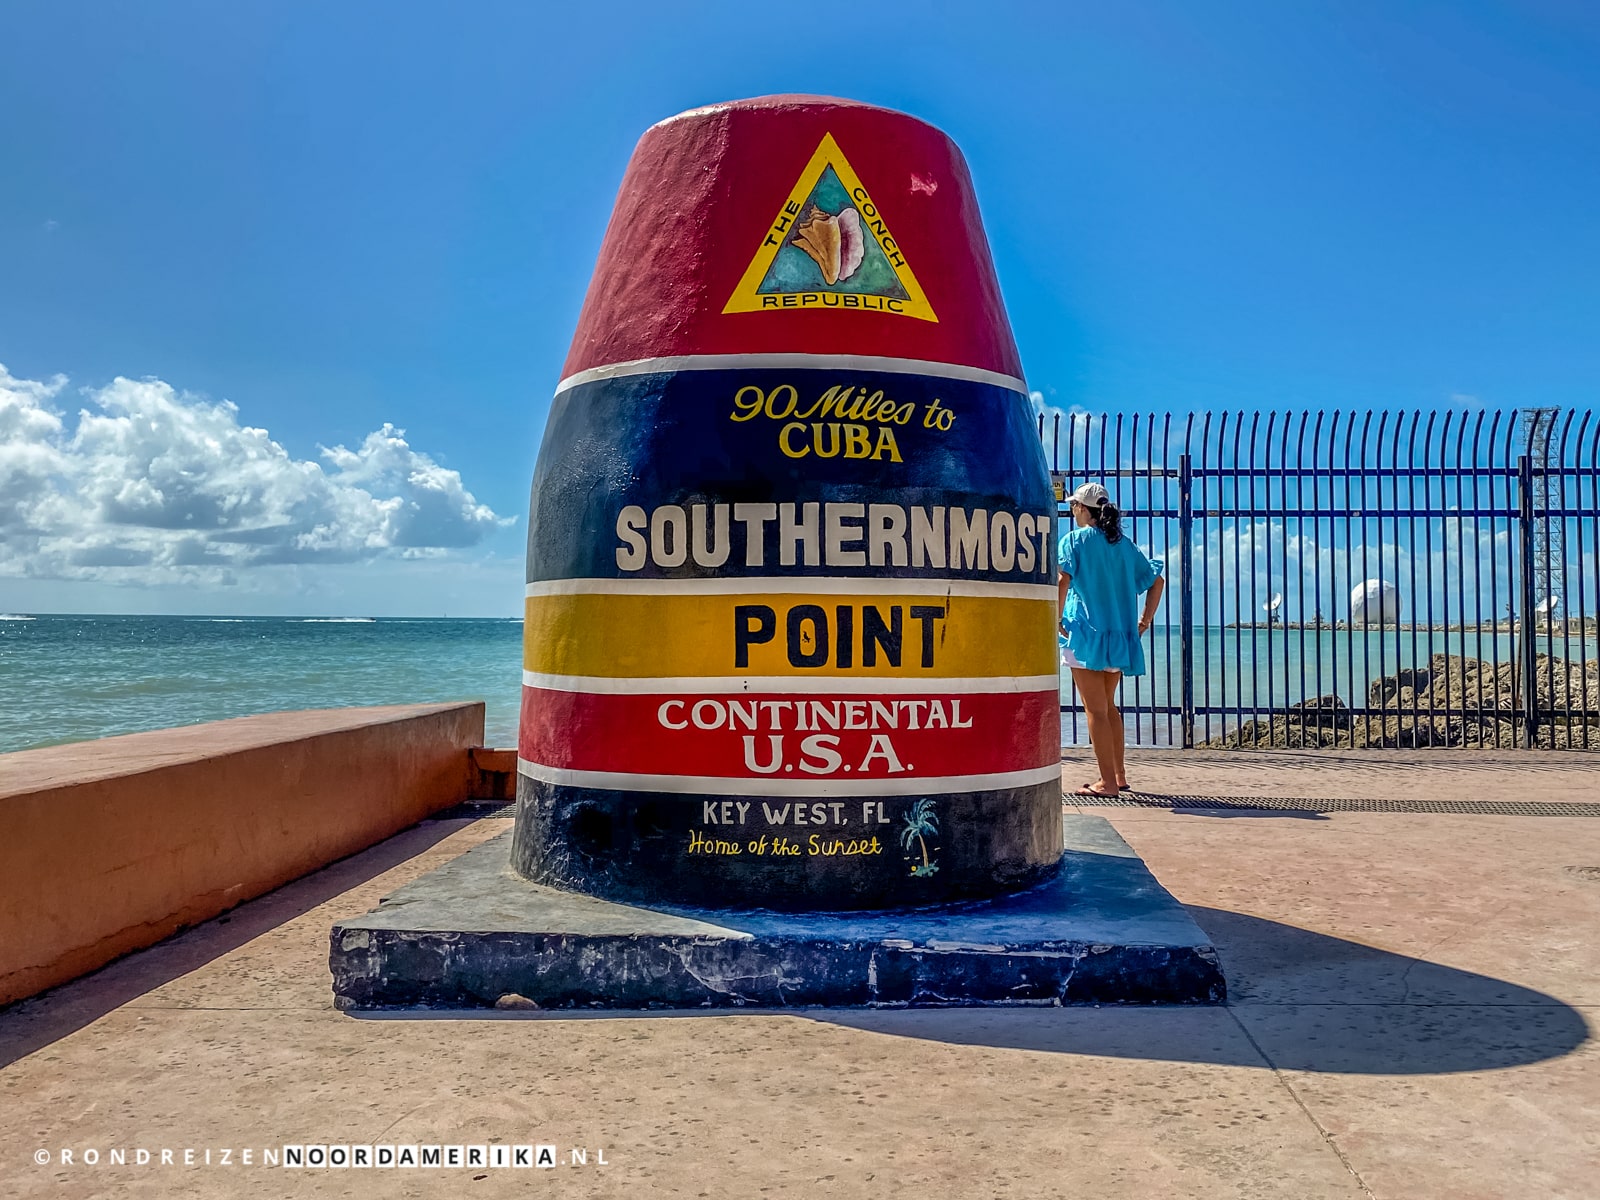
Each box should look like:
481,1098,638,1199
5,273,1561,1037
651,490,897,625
2,752,1596,1198
1077,746,1600,805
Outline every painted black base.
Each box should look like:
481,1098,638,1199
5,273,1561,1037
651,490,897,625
330,815,1225,1010
509,777,1063,911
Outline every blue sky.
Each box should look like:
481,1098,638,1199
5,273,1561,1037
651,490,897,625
3,1,1598,615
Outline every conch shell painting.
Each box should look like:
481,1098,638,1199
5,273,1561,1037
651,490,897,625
790,204,865,286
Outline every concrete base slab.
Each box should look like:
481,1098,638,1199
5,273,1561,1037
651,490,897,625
328,815,1225,1010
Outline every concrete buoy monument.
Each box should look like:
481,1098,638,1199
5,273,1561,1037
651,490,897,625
512,96,1061,911
330,97,1224,1009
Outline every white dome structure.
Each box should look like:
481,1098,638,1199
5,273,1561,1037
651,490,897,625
1349,579,1400,626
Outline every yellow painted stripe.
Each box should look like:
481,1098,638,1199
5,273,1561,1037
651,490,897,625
522,591,1058,679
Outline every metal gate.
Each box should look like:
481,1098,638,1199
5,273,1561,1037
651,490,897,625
1043,409,1600,749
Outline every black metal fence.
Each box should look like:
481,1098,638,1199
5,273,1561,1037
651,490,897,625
1043,409,1600,750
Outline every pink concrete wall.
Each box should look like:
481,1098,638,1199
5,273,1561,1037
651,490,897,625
0,703,483,1007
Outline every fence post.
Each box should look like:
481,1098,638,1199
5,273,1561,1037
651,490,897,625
1179,453,1195,749
1517,453,1539,748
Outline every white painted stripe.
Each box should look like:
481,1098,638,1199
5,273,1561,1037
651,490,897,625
516,759,1061,797
525,577,1056,600
521,670,1062,695
554,353,1027,396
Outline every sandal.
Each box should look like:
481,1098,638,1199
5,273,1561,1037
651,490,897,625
1072,783,1121,798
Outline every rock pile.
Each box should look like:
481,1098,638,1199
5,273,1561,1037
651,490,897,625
1202,653,1600,749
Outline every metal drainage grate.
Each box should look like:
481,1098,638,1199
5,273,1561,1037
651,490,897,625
1065,793,1600,816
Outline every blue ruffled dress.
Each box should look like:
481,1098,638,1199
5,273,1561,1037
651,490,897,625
1058,526,1164,676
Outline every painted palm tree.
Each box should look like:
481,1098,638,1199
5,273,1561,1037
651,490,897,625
900,798,939,877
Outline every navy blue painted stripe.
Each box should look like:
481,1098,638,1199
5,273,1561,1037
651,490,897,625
526,368,1056,584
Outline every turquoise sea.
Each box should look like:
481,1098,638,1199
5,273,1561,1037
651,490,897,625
3,614,1594,754
0,615,526,754
1068,625,1598,746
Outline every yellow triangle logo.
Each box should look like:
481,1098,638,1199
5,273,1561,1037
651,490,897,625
723,133,938,323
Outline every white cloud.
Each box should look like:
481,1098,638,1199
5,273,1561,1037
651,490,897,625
1184,517,1532,624
0,363,512,586
1029,389,1091,441
0,369,68,534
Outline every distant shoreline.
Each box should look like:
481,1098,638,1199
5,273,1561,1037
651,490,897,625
1222,620,1598,634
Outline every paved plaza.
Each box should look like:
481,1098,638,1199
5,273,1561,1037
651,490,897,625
4,750,1597,1198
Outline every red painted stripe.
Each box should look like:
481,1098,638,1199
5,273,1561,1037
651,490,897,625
518,687,1059,781
561,97,1023,379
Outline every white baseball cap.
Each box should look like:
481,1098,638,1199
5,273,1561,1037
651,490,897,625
1068,482,1111,510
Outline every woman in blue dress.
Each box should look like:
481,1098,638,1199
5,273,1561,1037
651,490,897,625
1057,482,1165,797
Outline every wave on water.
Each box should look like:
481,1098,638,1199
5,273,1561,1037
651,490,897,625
0,613,526,752
194,618,246,623
299,617,377,623
0,614,36,621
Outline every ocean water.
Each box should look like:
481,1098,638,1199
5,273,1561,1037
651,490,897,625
1067,625,1599,746
3,614,1594,755
0,615,525,754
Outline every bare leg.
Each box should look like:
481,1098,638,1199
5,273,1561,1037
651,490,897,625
1107,674,1128,787
1071,668,1118,793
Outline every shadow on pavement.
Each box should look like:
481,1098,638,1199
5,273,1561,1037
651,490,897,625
355,905,1591,1076
813,906,1591,1074
1118,793,1331,819
1169,807,1330,820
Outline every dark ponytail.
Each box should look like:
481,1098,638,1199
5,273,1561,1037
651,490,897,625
1093,502,1122,544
